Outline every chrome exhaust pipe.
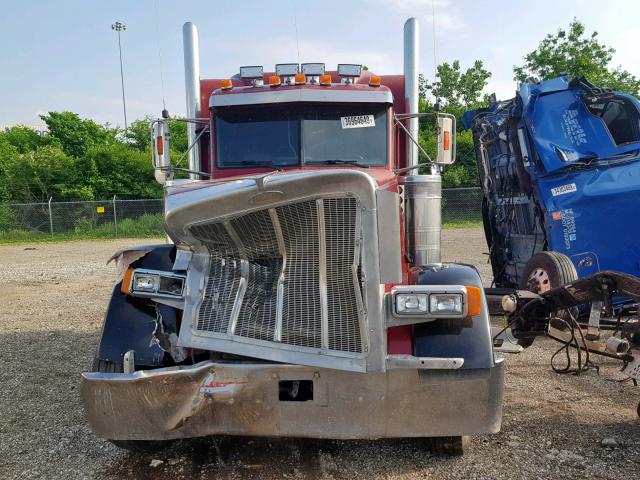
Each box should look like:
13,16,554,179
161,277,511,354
183,22,201,179
403,17,419,168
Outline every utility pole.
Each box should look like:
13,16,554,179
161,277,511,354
111,21,128,132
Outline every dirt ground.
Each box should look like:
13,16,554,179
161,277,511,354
0,228,638,479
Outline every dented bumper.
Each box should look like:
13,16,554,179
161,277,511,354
81,359,504,441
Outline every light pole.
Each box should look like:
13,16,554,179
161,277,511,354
111,21,128,132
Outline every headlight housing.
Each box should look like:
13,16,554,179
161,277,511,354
390,285,481,321
122,268,186,299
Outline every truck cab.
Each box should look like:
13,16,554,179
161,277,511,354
81,18,504,454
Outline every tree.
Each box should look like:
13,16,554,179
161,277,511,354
1,145,90,202
420,60,492,115
514,19,640,96
40,111,118,157
0,126,59,153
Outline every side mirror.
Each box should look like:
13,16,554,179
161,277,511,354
152,120,173,184
436,113,456,165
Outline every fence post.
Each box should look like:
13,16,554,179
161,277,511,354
113,194,118,239
48,197,54,238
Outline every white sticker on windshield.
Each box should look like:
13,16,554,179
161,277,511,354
341,115,375,129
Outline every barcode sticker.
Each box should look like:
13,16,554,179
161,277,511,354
551,183,577,196
341,115,375,129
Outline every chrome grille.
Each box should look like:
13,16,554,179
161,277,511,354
190,197,364,354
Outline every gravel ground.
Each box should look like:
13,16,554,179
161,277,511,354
0,228,638,479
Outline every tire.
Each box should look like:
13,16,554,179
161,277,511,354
519,251,577,294
520,252,579,332
423,436,469,455
92,357,172,453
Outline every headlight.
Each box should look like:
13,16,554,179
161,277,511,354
396,293,428,314
134,273,159,292
430,294,463,315
123,268,186,299
390,285,474,320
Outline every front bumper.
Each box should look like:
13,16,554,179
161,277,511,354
81,358,504,441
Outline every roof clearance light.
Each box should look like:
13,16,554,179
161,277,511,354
369,75,382,87
337,63,362,77
275,63,299,77
220,79,233,90
269,75,282,87
239,65,264,79
319,74,332,86
294,73,306,85
301,63,325,76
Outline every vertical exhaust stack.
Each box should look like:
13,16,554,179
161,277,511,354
403,18,419,168
183,22,202,180
403,17,442,265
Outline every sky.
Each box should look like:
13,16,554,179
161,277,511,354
1,0,638,128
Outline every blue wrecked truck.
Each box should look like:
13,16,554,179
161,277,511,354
463,76,640,294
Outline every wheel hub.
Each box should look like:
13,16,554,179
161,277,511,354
526,267,551,294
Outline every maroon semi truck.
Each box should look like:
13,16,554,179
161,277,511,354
81,18,504,454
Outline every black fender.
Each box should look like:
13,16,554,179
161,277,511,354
412,263,495,369
96,244,182,369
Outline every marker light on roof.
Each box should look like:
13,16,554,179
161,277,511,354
319,74,332,86
268,75,282,87
239,65,264,79
301,63,325,76
220,79,233,90
294,73,306,85
368,76,382,87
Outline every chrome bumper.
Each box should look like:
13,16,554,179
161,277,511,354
81,358,504,441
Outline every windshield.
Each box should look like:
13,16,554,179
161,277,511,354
215,104,388,168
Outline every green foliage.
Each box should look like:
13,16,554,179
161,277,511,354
40,111,118,157
418,60,489,188
420,60,492,114
513,19,640,96
1,126,59,153
83,143,162,199
1,145,89,202
0,111,167,204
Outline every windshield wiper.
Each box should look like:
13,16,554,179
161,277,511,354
227,160,289,168
305,159,370,168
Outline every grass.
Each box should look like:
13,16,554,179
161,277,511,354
0,213,164,244
442,219,483,229
0,213,482,244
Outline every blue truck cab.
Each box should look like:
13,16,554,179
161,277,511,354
463,76,640,288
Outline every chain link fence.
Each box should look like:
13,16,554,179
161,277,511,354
0,198,163,241
0,188,482,241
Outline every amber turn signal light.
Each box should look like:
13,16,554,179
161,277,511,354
465,286,482,317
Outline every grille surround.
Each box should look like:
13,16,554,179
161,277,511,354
189,195,366,356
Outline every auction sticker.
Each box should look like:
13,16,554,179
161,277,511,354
551,183,577,196
341,115,375,129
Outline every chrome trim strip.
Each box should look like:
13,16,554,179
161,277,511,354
269,208,287,343
386,354,464,370
352,203,367,352
224,221,248,335
316,199,329,349
210,88,393,107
